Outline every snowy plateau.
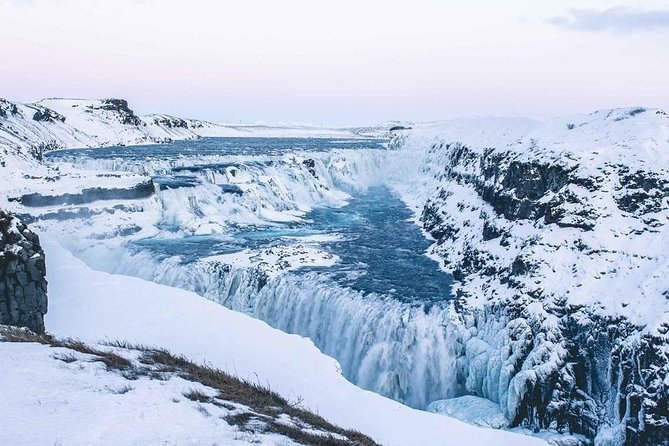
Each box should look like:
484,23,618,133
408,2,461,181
1,98,668,446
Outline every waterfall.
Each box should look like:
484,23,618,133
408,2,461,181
43,142,460,409
80,244,459,408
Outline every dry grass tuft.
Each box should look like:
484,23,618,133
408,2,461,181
183,388,213,403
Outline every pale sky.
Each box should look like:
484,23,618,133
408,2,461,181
1,0,668,125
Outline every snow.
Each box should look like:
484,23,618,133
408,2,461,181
0,97,384,160
405,108,669,163
383,107,669,332
8,169,150,199
427,396,509,429
0,341,298,446
42,236,546,446
204,243,339,277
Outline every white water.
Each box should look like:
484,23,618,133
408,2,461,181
41,139,460,409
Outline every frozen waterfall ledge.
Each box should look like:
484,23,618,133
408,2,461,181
41,236,546,446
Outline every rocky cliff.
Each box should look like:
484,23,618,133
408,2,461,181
0,211,48,333
391,108,669,445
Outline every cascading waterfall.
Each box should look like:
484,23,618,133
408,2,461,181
75,243,460,408
36,117,669,443
210,269,458,408
44,139,461,410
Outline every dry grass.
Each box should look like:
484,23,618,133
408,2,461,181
53,352,79,363
183,388,213,403
1,327,132,373
109,384,134,395
138,348,378,446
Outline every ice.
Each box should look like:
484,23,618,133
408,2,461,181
427,395,509,429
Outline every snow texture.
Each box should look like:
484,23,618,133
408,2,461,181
384,108,669,445
0,338,304,446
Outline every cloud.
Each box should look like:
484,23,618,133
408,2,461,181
548,7,669,33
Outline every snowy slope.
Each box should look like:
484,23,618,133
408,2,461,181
0,97,382,162
0,338,306,446
40,236,546,446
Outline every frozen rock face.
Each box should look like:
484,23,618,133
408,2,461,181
392,108,669,445
0,211,47,333
95,98,142,126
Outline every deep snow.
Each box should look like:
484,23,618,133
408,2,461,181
0,340,304,446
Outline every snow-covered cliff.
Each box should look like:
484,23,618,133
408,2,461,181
387,108,669,445
0,212,48,333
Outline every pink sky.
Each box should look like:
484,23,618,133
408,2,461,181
1,0,668,125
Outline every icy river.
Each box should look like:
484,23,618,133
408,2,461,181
45,137,457,409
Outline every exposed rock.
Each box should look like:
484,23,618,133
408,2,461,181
31,107,66,123
389,125,412,132
96,98,143,126
0,99,20,119
29,141,62,161
302,158,317,177
150,115,190,129
10,179,155,207
616,169,669,215
0,211,47,333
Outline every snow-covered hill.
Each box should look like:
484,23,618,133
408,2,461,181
0,97,382,160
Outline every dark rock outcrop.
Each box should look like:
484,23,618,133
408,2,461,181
389,125,412,132
0,211,47,333
302,158,317,177
32,107,66,123
97,99,143,126
151,115,190,129
616,169,669,215
10,179,155,207
0,99,20,119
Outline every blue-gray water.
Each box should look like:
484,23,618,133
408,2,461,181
52,137,452,304
283,186,451,303
47,137,387,161
128,186,452,303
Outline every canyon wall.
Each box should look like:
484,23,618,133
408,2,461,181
0,211,48,333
